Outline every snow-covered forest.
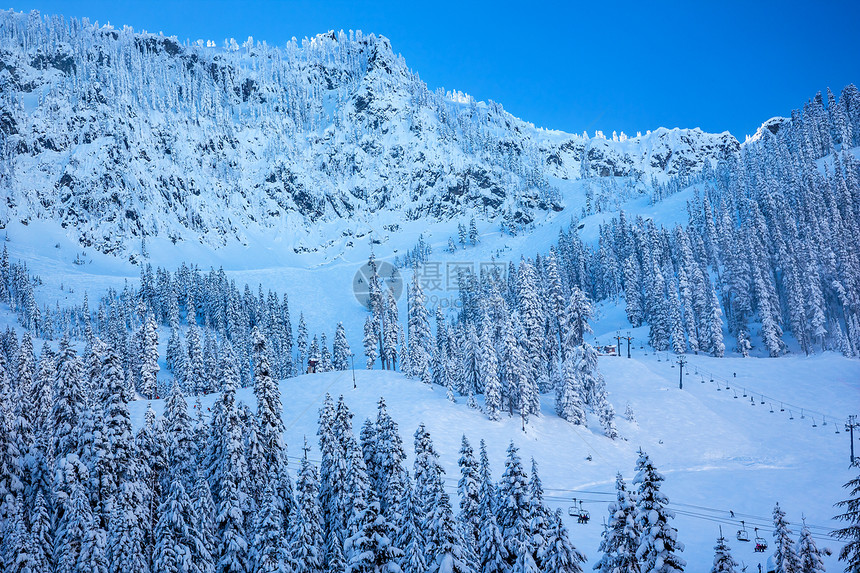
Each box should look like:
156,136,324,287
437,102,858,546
0,8,859,573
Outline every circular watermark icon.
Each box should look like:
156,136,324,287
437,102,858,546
353,261,403,309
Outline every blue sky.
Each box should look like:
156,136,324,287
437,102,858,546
11,0,860,138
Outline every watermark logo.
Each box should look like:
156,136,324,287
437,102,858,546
353,261,403,309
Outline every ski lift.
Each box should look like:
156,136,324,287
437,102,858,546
760,395,765,405
733,390,738,399
725,381,731,390
789,410,794,420
743,388,747,397
576,500,590,524
754,528,768,552
568,497,579,517
769,403,774,413
811,417,817,428
780,402,785,412
736,521,750,542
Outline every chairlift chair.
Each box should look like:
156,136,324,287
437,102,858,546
568,498,579,517
577,500,590,524
736,521,750,542
754,528,768,552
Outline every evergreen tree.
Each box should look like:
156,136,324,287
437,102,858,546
139,314,160,399
478,320,501,421
373,398,406,519
595,473,640,573
346,492,403,573
191,472,217,573
407,280,433,385
539,509,585,573
496,442,531,566
364,315,380,370
634,450,685,573
458,435,481,552
165,379,194,485
252,327,285,479
57,481,92,573
215,380,250,573
253,474,287,573
333,322,351,371
477,497,507,573
797,521,825,573
30,491,53,571
397,475,427,573
292,443,324,573
153,475,195,573
555,358,586,425
834,465,860,573
710,530,738,573
527,458,552,566
426,491,474,573
773,503,801,573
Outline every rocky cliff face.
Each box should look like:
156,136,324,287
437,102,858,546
0,11,740,255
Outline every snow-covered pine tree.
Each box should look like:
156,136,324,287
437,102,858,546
772,503,801,573
5,493,36,573
477,494,507,573
186,321,207,395
555,358,585,425
634,449,685,573
797,520,826,573
344,437,371,561
709,529,738,573
99,345,136,504
426,490,475,573
539,509,585,573
373,398,406,519
333,323,351,371
407,280,433,385
252,326,286,479
364,315,379,370
153,474,195,573
496,442,532,567
55,479,91,573
320,332,333,373
457,435,481,553
345,491,402,573
191,472,217,573
298,314,308,372
214,373,250,573
397,474,428,573
164,379,194,485
253,471,287,573
52,338,85,461
413,423,447,552
383,290,399,371
30,490,53,571
139,314,159,400
292,442,324,573
527,459,552,566
833,464,860,573
594,473,639,573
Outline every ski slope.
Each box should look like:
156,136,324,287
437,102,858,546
125,350,858,572
3,146,857,572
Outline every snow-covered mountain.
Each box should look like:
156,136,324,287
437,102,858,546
0,11,738,255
